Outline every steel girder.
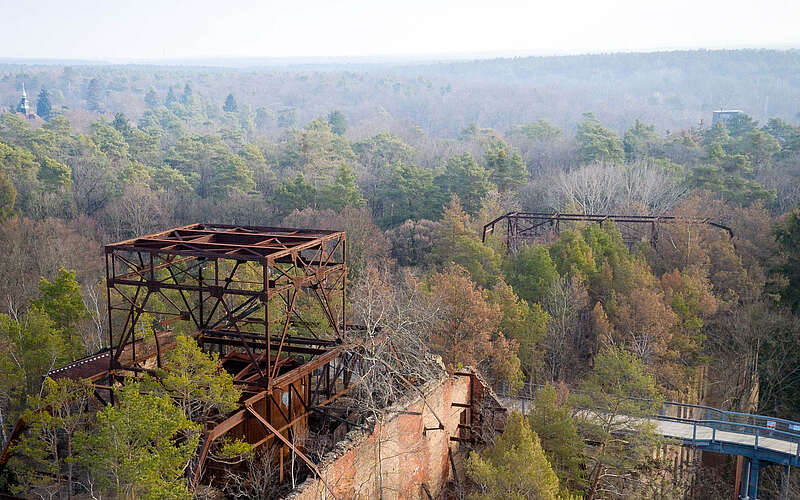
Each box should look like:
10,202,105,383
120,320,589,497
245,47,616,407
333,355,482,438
483,212,733,252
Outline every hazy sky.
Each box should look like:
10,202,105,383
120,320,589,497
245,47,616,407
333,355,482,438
2,0,799,61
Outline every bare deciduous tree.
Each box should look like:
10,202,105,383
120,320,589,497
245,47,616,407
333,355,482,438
223,448,281,500
556,161,685,215
345,267,444,415
0,217,102,318
98,183,167,242
81,279,106,351
541,276,589,383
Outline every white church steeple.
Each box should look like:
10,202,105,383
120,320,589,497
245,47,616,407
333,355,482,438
17,83,31,116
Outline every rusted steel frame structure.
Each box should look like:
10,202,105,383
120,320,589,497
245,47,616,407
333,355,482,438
193,347,360,491
105,223,347,389
0,331,360,488
1,224,359,490
103,223,352,488
483,212,733,251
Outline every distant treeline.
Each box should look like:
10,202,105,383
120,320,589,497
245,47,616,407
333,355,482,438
2,49,799,137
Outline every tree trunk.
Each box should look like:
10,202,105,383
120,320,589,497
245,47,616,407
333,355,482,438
0,406,6,448
586,462,603,500
67,432,72,499
67,432,73,500
587,437,609,500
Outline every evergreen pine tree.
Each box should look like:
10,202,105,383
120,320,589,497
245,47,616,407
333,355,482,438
75,381,200,500
36,87,52,120
327,110,347,135
486,142,528,192
32,268,89,361
180,83,193,105
223,93,238,112
86,78,102,111
111,112,132,135
467,411,560,500
318,164,365,210
0,171,15,221
144,88,159,108
278,107,296,128
165,86,177,105
775,210,800,312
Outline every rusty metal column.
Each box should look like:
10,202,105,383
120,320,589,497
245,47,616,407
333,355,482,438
105,250,115,404
264,258,271,392
506,215,512,251
198,259,204,344
342,234,347,339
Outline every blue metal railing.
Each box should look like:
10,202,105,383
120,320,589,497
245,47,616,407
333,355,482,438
656,414,800,457
495,390,800,462
656,402,800,460
660,401,800,434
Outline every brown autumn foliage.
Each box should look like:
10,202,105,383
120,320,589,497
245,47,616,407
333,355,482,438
649,192,763,304
608,287,678,365
592,265,719,394
385,218,439,268
427,265,522,388
660,268,718,323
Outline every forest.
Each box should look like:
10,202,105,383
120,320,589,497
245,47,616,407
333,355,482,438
0,49,800,499
3,49,800,137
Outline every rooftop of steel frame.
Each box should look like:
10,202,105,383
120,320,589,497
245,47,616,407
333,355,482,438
105,223,345,261
483,212,733,237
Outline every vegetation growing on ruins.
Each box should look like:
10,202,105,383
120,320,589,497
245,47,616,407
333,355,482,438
1,53,800,497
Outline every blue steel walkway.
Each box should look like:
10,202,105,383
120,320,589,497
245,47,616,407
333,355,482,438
655,401,800,499
499,396,800,499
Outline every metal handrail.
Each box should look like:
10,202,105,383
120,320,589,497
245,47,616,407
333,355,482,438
496,390,800,459
655,416,800,458
657,416,800,442
660,401,800,434
495,389,800,433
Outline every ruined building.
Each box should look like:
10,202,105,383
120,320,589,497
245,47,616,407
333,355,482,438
0,223,505,499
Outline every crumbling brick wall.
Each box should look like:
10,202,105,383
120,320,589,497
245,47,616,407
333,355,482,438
288,369,503,500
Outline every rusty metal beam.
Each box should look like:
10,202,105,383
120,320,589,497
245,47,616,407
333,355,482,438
4,224,352,491
245,405,339,499
483,211,733,251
